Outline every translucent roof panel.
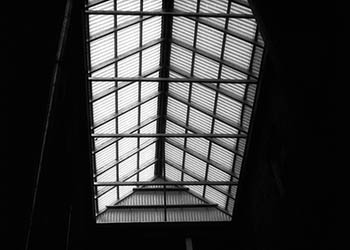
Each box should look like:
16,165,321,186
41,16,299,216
84,0,265,222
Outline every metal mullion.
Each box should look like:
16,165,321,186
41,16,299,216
166,139,238,179
168,93,246,133
180,0,201,182
93,92,160,129
84,5,99,217
89,77,257,84
89,38,163,74
172,38,257,79
165,160,237,200
166,116,245,156
203,0,232,201
137,0,143,183
86,10,254,18
156,0,173,180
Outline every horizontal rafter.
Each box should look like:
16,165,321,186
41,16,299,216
94,180,238,186
106,204,218,209
89,76,257,84
86,10,254,18
92,133,247,138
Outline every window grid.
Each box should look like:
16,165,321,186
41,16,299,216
85,0,264,222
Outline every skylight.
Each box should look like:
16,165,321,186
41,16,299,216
84,0,265,223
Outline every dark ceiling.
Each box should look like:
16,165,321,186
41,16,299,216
3,0,341,250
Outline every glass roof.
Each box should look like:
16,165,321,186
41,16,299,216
84,0,265,223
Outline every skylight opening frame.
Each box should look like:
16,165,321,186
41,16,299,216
84,0,266,222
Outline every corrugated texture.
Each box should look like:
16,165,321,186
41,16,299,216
165,120,186,145
140,120,157,145
88,14,114,37
116,0,140,26
141,81,158,99
188,108,212,134
205,186,227,208
140,97,157,122
118,138,137,159
167,97,188,124
97,187,117,213
165,143,183,166
91,63,115,78
88,0,114,10
142,44,160,73
118,107,138,133
221,64,246,80
119,154,137,180
93,93,115,124
174,0,197,12
117,82,138,110
196,23,223,58
139,143,156,166
94,119,115,148
139,164,155,181
184,174,204,196
224,34,253,70
90,34,114,68
242,106,252,130
186,138,210,159
165,163,182,181
190,84,216,113
143,0,162,11
193,54,219,78
142,17,162,45
210,143,234,172
207,167,230,193
184,153,207,179
213,119,238,149
172,17,195,45
170,44,193,74
95,143,116,170
117,53,139,77
252,46,264,77
216,93,242,125
199,0,228,27
98,208,165,223
168,82,190,101
117,23,139,56
235,155,243,177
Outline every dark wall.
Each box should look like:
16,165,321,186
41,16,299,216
3,0,339,250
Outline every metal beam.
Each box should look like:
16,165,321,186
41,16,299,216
92,133,247,138
88,76,257,84
133,187,189,191
94,180,238,186
86,10,254,18
106,204,218,209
